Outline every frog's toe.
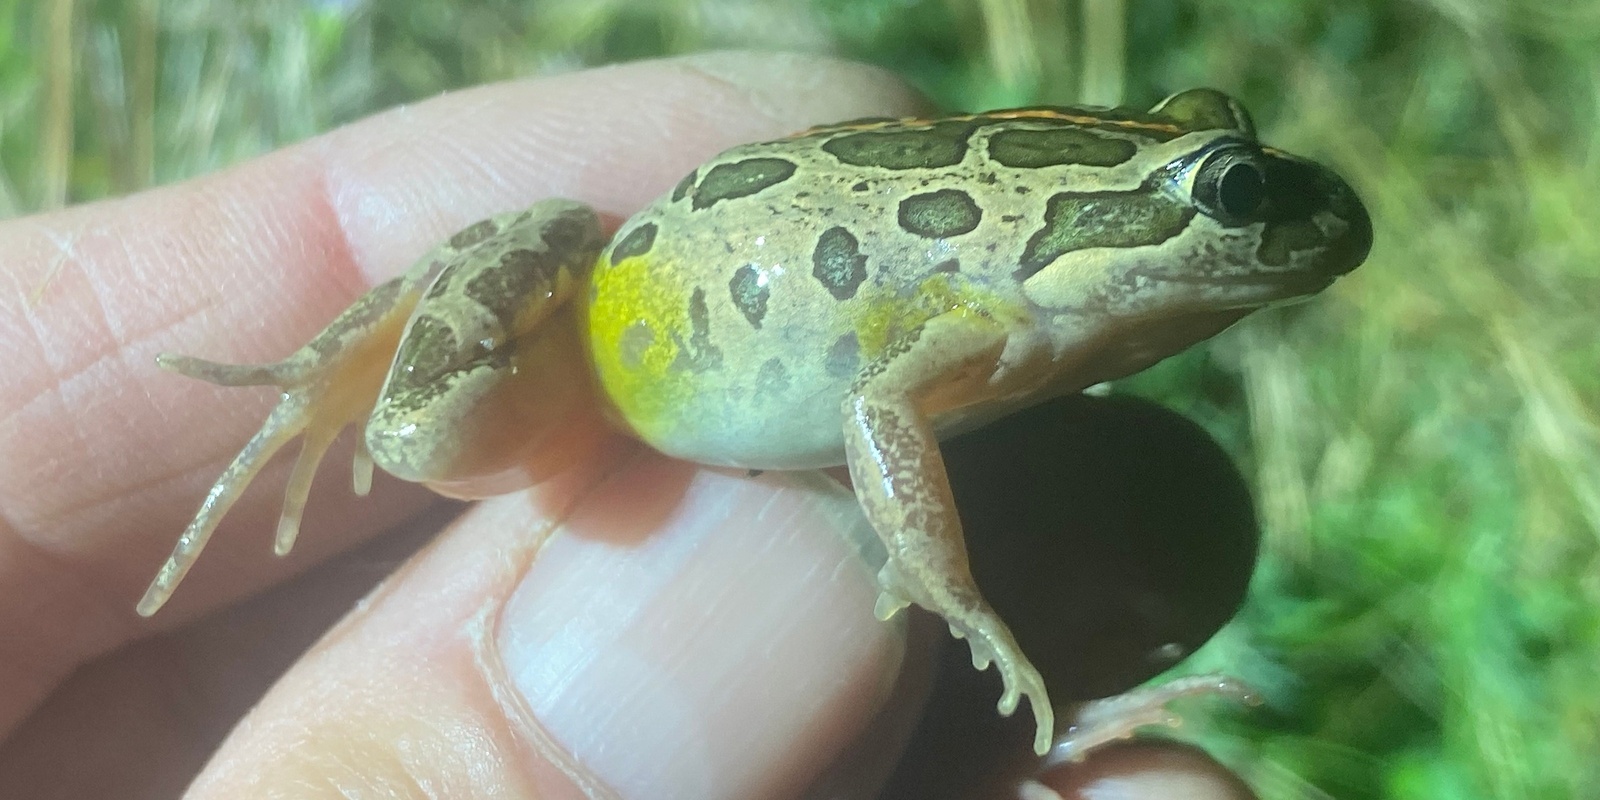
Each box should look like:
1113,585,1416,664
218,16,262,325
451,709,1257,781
956,617,1054,753
872,564,915,620
997,679,1020,715
141,342,391,616
868,559,1054,751
873,591,909,621
1003,661,1054,754
156,352,286,386
954,625,989,666
1043,674,1258,766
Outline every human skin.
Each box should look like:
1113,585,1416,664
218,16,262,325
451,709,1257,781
0,52,1252,799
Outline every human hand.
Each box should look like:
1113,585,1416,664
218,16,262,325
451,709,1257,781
0,52,1252,799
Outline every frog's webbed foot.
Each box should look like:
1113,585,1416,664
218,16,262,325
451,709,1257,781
1042,674,1258,768
138,277,420,617
874,562,1054,754
845,310,1055,755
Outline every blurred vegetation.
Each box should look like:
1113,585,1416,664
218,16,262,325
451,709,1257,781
2,0,1595,798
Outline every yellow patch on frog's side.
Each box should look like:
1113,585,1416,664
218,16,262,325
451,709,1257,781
588,250,700,441
849,272,1024,361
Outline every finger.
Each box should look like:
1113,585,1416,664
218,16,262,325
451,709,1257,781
1024,743,1257,800
0,502,458,799
185,452,920,800
0,52,927,736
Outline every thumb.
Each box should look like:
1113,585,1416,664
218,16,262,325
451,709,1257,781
188,450,920,799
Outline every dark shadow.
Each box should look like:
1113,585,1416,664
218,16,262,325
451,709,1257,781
879,392,1259,799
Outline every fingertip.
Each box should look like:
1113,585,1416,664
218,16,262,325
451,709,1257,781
493,460,906,797
187,456,915,799
318,51,929,286
671,51,932,133
1036,742,1258,800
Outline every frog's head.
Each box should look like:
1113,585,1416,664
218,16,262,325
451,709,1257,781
1020,88,1371,377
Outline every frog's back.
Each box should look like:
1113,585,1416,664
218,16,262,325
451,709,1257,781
586,108,1220,469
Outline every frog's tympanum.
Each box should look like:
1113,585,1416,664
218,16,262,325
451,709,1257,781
141,89,1371,755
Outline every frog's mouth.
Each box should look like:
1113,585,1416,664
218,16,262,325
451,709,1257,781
1056,305,1258,392
1203,271,1340,310
1120,277,1330,319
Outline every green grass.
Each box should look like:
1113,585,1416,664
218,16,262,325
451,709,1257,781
3,1,1595,797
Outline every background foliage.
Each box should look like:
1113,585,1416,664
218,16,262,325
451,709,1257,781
2,1,1596,797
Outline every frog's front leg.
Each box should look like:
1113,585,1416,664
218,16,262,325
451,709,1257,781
842,310,1054,755
139,200,605,616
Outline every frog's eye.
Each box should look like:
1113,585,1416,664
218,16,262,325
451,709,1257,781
1217,162,1265,216
1191,145,1268,222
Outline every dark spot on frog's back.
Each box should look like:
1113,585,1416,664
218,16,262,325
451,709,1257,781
465,247,559,329
691,158,798,210
500,247,554,274
309,278,405,359
685,287,722,371
898,189,983,239
611,222,657,263
538,210,598,254
389,315,461,391
827,333,860,378
812,227,868,300
986,127,1137,168
449,219,499,250
756,357,789,397
619,321,653,369
728,265,769,329
821,120,976,170
1017,190,1193,279
671,169,697,203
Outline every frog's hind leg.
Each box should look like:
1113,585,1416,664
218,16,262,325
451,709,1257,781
842,309,1056,755
141,201,606,617
138,275,424,617
360,201,606,494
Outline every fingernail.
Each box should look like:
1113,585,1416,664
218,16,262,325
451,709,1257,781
496,455,902,800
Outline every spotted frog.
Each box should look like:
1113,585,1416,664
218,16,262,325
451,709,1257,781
140,89,1371,755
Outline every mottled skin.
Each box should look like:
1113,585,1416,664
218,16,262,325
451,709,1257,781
140,89,1371,756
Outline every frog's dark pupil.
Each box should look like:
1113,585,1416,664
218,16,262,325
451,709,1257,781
1218,162,1265,216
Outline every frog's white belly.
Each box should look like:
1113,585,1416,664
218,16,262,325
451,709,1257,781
634,356,856,470
630,360,1059,472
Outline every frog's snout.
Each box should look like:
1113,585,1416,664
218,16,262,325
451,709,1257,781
1254,152,1373,282
1320,167,1373,276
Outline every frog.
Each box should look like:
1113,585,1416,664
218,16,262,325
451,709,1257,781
137,88,1371,757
